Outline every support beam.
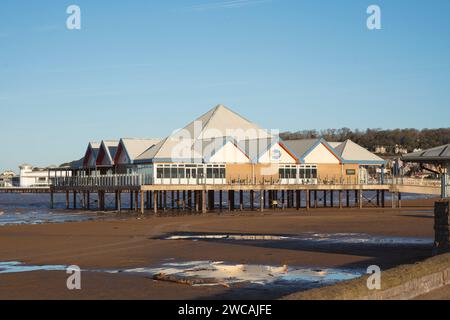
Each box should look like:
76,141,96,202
73,190,78,210
50,191,54,209
66,191,70,210
259,191,264,213
153,191,158,214
140,191,145,214
296,190,300,211
306,190,310,211
202,190,207,214
117,191,121,212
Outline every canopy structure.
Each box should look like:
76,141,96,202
402,144,450,198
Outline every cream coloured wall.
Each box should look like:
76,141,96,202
258,143,297,164
208,141,251,164
304,143,340,164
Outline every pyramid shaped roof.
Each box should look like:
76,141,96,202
135,105,273,163
333,140,385,165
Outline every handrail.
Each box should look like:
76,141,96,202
52,174,442,188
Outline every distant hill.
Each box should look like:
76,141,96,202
281,128,450,155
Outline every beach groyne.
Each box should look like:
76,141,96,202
282,253,450,300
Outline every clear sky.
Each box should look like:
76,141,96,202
1,0,450,172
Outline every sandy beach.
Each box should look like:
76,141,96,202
0,196,441,300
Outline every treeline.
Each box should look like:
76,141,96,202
280,128,450,154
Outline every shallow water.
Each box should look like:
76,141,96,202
0,193,120,226
117,261,363,287
163,232,433,246
0,261,67,274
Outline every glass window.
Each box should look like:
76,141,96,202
220,168,226,178
178,168,185,178
157,168,163,178
305,168,311,179
311,168,317,179
207,168,213,178
213,168,219,178
290,169,296,178
163,167,170,179
171,167,177,178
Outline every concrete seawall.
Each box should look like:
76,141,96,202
283,253,450,300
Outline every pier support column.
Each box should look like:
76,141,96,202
140,191,145,215
354,190,358,208
171,191,175,210
73,191,77,210
130,191,133,210
50,191,54,209
433,200,450,255
188,191,192,211
392,192,396,209
87,191,90,210
163,191,167,211
306,190,310,211
339,190,343,209
135,191,139,212
208,190,215,211
382,190,386,208
202,190,207,214
240,190,244,211
250,190,255,210
323,191,327,208
259,191,264,213
219,191,223,212
359,190,363,209
296,190,301,211
398,192,402,208
153,191,158,214
66,191,70,209
117,191,121,212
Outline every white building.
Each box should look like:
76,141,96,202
0,171,16,187
19,164,69,187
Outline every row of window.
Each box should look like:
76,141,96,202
155,164,226,179
279,166,318,179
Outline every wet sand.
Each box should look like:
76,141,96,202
0,200,438,300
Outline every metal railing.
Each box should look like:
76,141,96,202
52,174,442,189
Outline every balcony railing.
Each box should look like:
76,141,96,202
52,174,442,189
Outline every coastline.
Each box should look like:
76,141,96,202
0,198,439,300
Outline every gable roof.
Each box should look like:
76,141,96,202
333,140,385,165
83,142,101,168
283,138,343,164
97,140,119,166
402,144,450,163
116,138,160,164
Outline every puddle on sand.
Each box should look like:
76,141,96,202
117,261,363,287
0,261,67,274
163,232,433,246
0,260,362,290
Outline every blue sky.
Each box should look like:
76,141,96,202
1,0,450,171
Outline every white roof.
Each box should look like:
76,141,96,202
136,105,273,163
333,140,385,164
181,104,273,140
120,138,160,162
